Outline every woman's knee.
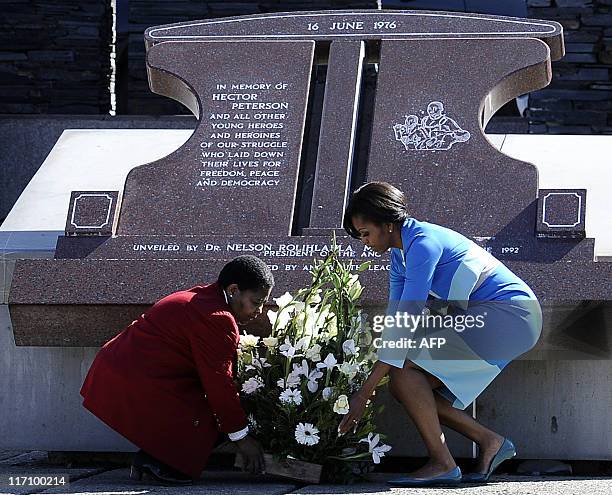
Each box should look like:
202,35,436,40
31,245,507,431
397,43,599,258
388,367,404,398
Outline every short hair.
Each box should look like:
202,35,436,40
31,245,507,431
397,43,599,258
218,255,274,291
343,182,408,239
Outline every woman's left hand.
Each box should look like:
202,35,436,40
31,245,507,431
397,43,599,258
338,392,369,435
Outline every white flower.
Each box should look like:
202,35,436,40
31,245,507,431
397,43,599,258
316,353,337,371
307,290,322,305
277,371,301,389
347,274,363,299
296,336,311,351
358,329,373,347
333,394,350,415
295,423,320,446
320,316,338,342
279,338,298,358
364,350,378,363
305,344,322,362
322,387,334,401
274,291,293,308
240,333,259,350
306,368,324,393
262,336,279,349
247,413,259,430
241,377,263,395
342,339,359,356
267,309,292,331
245,357,271,372
360,433,392,464
339,362,360,381
292,359,309,377
280,388,303,406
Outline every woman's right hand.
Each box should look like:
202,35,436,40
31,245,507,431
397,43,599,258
338,392,369,435
236,435,265,474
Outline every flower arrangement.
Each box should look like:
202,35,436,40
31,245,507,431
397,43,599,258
237,244,391,483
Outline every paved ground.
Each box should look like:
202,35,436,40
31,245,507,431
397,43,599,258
1,452,611,495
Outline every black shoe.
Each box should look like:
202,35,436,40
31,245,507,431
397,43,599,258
130,450,193,485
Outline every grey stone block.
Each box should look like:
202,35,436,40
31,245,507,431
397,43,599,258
0,116,196,221
582,14,612,26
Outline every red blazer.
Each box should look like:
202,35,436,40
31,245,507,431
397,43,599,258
80,282,247,478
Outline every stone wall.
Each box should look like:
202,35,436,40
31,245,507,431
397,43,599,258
527,0,612,134
0,1,113,114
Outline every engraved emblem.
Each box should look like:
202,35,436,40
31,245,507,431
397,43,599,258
393,101,471,151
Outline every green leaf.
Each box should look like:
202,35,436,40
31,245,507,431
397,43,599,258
358,261,371,272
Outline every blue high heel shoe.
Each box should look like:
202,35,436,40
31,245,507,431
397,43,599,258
387,466,462,487
462,437,516,483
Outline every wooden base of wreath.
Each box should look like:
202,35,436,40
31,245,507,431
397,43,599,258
235,453,322,484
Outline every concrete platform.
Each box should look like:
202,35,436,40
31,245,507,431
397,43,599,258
1,131,611,458
1,463,612,495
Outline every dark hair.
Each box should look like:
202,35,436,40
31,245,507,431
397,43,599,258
218,255,274,291
343,182,408,239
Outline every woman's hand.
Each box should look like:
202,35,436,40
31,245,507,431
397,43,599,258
338,392,369,435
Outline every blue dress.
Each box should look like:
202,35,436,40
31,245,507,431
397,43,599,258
378,218,542,410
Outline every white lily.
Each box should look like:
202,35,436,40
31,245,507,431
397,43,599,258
305,343,322,362
274,291,293,309
245,356,271,372
360,433,392,464
277,369,301,389
268,308,292,331
342,339,359,356
316,353,337,371
306,367,324,393
296,336,311,351
279,338,298,358
339,362,360,381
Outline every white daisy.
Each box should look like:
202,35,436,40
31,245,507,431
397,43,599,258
241,377,263,395
280,388,303,406
295,422,320,446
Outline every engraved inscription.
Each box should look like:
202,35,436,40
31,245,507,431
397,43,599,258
197,82,292,189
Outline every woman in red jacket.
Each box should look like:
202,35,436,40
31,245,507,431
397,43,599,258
80,255,274,484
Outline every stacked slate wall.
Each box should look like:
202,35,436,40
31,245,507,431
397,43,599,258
527,0,612,134
0,1,113,114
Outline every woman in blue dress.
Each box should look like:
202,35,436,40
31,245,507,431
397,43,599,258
338,182,542,487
